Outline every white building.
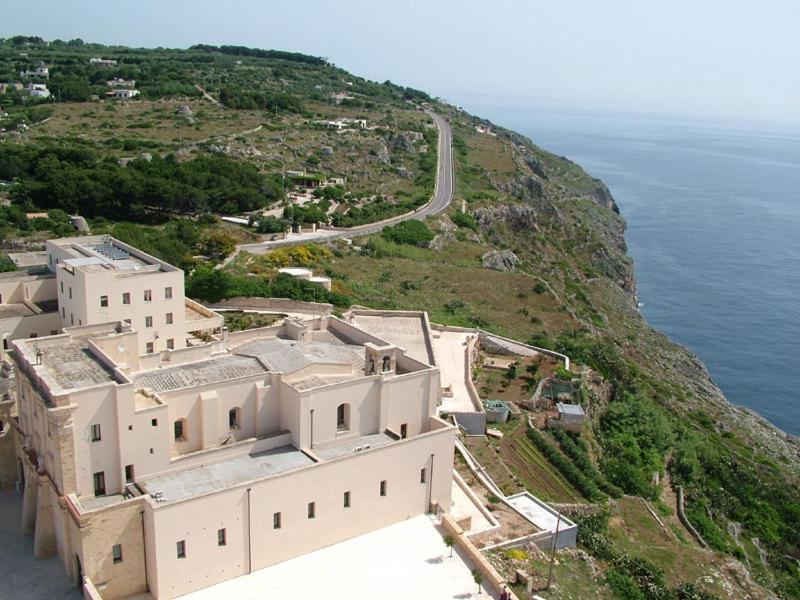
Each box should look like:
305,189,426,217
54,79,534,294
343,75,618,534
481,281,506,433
1,236,455,599
25,83,50,98
108,89,140,99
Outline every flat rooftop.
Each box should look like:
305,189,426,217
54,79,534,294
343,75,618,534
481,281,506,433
348,312,435,366
133,355,268,393
234,335,364,380
139,446,314,504
39,339,116,391
312,432,394,461
51,235,174,274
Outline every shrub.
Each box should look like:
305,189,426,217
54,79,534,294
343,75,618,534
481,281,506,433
451,211,478,231
381,220,434,247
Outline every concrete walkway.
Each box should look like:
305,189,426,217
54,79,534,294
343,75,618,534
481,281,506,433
179,514,498,600
433,330,477,413
0,490,82,600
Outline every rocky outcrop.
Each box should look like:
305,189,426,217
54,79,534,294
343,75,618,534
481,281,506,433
370,139,391,165
524,155,547,179
474,204,537,232
501,174,545,201
589,179,620,214
388,133,415,153
482,249,519,271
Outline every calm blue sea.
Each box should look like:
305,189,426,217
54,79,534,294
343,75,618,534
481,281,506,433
459,99,800,435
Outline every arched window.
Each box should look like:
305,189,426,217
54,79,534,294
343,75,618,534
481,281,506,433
382,356,391,372
229,407,241,430
174,418,187,442
336,403,350,432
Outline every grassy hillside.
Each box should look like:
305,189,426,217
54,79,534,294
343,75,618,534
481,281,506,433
2,35,798,598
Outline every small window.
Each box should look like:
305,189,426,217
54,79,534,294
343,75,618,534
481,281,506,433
273,512,281,529
146,342,154,354
69,287,72,299
400,423,408,439
128,425,133,431
165,286,173,299
343,491,351,508
308,502,315,519
100,295,108,308
166,338,174,350
144,289,152,302
145,316,153,328
123,318,132,326
50,330,58,335
60,281,64,293
228,407,240,430
125,464,134,483
420,468,427,484
93,471,106,496
380,480,387,497
174,419,185,441
122,292,130,305
176,540,186,559
90,423,101,442
61,307,65,318
166,312,173,325
151,418,158,427
112,544,122,564
70,314,74,325
29,333,37,339
217,528,226,546
336,403,349,432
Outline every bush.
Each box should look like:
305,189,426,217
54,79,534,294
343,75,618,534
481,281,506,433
381,220,434,247
451,211,478,231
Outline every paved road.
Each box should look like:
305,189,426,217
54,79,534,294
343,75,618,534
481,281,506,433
236,110,453,255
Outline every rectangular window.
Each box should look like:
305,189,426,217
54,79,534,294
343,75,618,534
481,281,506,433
165,286,173,299
166,338,174,350
125,464,134,483
146,342,154,354
176,540,186,559
420,468,427,484
273,512,281,529
217,528,226,546
343,491,351,508
145,316,153,328
70,314,73,325
380,480,387,497
60,281,63,293
61,307,65,318
174,420,184,441
151,418,158,427
400,423,408,439
144,289,152,302
100,295,108,308
122,292,130,305
90,423,101,442
112,544,122,564
93,471,106,496
69,287,72,299
29,333,37,338
307,502,315,519
166,312,173,325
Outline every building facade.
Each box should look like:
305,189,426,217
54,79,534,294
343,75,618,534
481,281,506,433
4,239,455,598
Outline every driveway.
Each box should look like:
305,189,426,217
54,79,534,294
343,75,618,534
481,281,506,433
178,514,499,600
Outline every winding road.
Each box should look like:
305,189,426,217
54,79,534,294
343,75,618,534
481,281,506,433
235,110,453,256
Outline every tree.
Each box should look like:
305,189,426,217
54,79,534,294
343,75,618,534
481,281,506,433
443,535,455,558
472,569,483,595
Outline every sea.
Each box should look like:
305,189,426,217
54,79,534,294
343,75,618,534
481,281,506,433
457,98,800,436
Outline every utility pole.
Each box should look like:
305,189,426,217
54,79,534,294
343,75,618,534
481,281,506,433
546,512,562,589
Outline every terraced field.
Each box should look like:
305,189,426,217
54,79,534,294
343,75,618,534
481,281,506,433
464,418,584,502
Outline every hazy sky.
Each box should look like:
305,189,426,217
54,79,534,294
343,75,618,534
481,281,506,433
3,0,799,124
